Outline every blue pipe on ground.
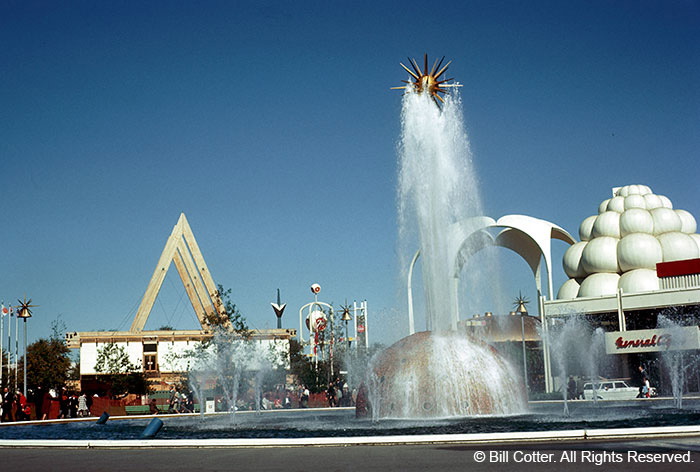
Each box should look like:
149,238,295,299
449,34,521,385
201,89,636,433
141,417,164,439
96,412,109,424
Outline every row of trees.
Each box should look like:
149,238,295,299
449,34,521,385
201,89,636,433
0,320,76,395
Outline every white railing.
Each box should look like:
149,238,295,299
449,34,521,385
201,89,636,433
659,273,700,290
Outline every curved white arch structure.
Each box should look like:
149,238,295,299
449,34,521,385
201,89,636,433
406,215,575,394
492,215,576,302
406,214,575,334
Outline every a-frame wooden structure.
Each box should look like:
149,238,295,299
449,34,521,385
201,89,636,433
129,213,222,332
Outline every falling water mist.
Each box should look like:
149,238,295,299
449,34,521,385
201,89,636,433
365,87,525,419
656,314,697,409
398,88,483,331
182,329,282,421
545,315,607,416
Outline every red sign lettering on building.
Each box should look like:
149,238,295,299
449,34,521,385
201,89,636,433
614,334,672,350
605,327,700,354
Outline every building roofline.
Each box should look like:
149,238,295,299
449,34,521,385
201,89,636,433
544,286,700,316
65,328,298,349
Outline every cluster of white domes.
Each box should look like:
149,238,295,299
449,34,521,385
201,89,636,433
558,185,700,299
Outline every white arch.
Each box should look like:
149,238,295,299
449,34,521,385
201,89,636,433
493,215,575,302
406,214,575,334
407,249,421,335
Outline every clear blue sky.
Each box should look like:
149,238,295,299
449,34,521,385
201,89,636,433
1,1,698,348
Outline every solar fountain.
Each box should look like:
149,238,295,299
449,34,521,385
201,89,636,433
1,55,699,446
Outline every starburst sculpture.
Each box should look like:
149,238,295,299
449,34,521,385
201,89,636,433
392,54,462,105
17,295,38,318
512,291,530,315
339,300,352,322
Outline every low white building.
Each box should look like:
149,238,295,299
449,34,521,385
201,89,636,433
66,328,296,390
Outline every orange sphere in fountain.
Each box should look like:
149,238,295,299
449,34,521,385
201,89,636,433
366,331,526,419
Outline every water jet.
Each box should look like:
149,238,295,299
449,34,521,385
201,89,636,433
365,57,525,419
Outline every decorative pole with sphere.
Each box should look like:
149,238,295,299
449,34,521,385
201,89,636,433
298,284,331,373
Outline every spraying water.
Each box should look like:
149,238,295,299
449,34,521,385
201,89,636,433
178,328,283,420
656,314,697,409
365,77,525,419
545,315,607,415
398,88,482,331
587,327,606,406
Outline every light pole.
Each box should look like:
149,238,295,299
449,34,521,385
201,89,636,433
1,302,6,389
17,296,37,398
328,306,334,380
17,309,30,398
340,303,352,352
513,293,530,400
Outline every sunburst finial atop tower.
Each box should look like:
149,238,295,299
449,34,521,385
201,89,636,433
392,54,462,105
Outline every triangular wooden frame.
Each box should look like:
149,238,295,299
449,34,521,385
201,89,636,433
129,213,221,332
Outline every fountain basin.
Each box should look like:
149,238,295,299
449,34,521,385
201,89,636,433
1,400,699,441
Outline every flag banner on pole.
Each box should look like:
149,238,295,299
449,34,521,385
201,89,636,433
1,304,7,317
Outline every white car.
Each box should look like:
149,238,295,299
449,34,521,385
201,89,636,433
582,380,642,400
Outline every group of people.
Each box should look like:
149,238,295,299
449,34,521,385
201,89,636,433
260,391,294,410
326,377,352,407
566,376,582,400
637,365,654,398
165,385,193,414
1,386,92,422
53,389,92,418
4,380,361,420
1,387,30,422
298,385,310,408
159,385,302,413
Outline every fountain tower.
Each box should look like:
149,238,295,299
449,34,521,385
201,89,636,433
365,56,526,419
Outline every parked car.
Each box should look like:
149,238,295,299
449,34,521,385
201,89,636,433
582,380,653,400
